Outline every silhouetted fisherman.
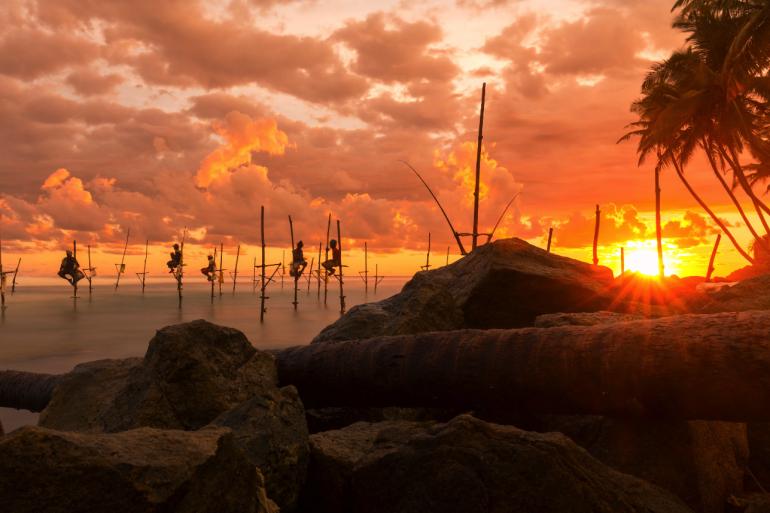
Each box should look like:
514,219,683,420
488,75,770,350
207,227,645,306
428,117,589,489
322,239,341,275
290,240,307,278
167,243,182,273
200,255,216,281
57,250,84,286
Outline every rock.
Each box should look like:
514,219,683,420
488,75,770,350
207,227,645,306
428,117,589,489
0,425,276,513
727,494,770,513
211,386,309,512
534,311,644,327
304,414,693,513
747,423,770,491
699,274,770,313
39,320,310,512
530,416,747,513
41,320,278,432
305,406,460,434
313,238,614,343
0,419,3,436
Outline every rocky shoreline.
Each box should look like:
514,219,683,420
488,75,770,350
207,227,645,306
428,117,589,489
3,238,770,513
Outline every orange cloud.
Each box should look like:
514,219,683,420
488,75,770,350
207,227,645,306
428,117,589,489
195,111,290,188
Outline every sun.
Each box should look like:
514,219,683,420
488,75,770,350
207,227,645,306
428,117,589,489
625,247,661,276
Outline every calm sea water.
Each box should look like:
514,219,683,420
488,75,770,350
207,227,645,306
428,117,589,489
0,275,406,431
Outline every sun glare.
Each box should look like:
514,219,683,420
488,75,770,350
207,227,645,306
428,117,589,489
625,247,660,276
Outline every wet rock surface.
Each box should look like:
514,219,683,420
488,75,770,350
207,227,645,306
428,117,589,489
39,320,309,512
0,425,276,513
313,238,615,343
304,414,693,513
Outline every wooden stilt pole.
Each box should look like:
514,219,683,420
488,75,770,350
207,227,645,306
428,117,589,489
446,246,450,266
359,242,369,291
421,233,432,271
316,242,322,298
218,242,224,297
620,247,625,275
337,220,345,314
593,205,600,265
706,233,722,282
307,257,314,293
11,258,20,294
72,241,79,299
137,239,148,293
114,229,130,291
252,256,257,292
0,233,5,310
176,229,187,308
374,263,384,293
232,244,240,294
260,206,266,322
86,245,93,296
281,250,285,288
210,246,217,302
289,215,298,310
324,213,331,306
655,166,664,279
546,227,553,253
471,82,486,251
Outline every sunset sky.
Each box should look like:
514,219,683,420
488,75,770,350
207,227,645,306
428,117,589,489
0,0,761,278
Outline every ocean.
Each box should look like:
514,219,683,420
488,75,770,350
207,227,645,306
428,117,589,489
0,274,406,431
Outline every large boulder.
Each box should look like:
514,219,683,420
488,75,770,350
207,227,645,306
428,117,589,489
699,274,770,313
747,423,770,491
528,416,748,513
0,425,276,513
304,414,693,513
39,320,309,513
534,311,644,327
211,386,308,512
313,238,614,343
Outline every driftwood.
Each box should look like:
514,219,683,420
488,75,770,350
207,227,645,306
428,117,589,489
277,310,770,421
0,371,62,412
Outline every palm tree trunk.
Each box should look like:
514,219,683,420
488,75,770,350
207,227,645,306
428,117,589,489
672,160,754,264
721,144,770,237
655,166,664,278
702,139,764,244
277,310,770,421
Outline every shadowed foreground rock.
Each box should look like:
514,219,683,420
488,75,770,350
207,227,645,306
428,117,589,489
38,320,308,513
0,370,61,412
0,425,276,513
528,416,748,513
313,238,614,342
279,310,770,421
304,414,692,513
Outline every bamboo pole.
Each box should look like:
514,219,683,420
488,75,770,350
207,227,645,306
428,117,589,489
307,257,314,293
281,250,285,288
359,241,369,291
211,246,217,302
0,233,5,310
11,258,20,294
546,227,553,253
114,229,130,290
337,219,345,314
176,229,187,307
620,247,625,275
471,82,486,251
593,205,600,265
374,263,384,293
87,245,93,296
317,242,322,298
324,213,331,306
252,256,257,292
232,244,240,294
706,234,722,282
137,239,148,293
446,246,450,266
289,215,298,310
260,206,266,322
655,166,664,279
72,241,79,299
218,242,224,297
421,232,431,271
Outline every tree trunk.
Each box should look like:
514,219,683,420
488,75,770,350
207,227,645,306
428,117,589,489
672,160,754,264
277,310,770,421
654,165,664,278
0,371,62,412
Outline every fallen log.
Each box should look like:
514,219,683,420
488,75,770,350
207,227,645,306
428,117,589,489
0,371,62,412
277,310,770,421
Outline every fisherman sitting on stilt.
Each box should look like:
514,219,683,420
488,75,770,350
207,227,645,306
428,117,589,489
322,239,341,276
57,250,85,286
290,240,307,278
200,255,216,281
167,243,182,273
